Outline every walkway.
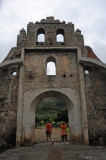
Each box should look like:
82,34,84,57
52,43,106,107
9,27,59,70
0,142,106,160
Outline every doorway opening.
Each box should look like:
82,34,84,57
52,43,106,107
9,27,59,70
35,97,69,142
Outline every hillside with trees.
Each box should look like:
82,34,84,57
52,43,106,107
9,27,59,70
35,97,68,125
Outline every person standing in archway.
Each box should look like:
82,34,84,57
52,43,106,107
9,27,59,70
46,121,54,145
60,121,67,144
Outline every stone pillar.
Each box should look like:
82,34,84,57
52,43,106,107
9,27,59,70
16,48,24,146
77,47,89,144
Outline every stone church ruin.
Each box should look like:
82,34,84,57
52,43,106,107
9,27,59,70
0,17,106,147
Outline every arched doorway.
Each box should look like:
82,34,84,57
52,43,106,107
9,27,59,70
19,88,83,145
35,97,69,142
30,91,74,144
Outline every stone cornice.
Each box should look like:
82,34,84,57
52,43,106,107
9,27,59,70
0,58,23,70
79,57,106,70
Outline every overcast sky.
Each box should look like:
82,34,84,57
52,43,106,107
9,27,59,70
0,0,106,63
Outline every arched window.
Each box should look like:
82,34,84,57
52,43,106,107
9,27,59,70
37,28,45,42
38,34,45,42
46,57,56,75
57,34,64,42
56,29,64,42
46,62,56,75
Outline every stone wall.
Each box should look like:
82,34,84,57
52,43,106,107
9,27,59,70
24,49,80,92
0,66,19,146
85,68,106,144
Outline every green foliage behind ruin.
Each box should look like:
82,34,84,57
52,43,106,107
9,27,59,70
35,97,68,124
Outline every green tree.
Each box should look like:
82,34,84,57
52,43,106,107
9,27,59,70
57,109,68,123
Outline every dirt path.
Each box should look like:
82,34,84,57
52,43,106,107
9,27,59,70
0,143,105,160
35,127,69,142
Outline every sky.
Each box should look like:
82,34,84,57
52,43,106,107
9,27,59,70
0,0,106,63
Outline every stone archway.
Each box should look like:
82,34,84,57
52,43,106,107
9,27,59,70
35,97,69,142
17,88,83,145
32,91,73,143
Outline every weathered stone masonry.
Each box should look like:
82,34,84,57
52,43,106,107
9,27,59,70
0,17,106,146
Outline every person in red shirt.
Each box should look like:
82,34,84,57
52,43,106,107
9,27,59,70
60,121,67,143
46,121,53,144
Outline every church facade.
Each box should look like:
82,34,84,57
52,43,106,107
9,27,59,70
0,17,106,146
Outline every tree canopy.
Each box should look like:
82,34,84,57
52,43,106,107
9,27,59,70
35,97,68,124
